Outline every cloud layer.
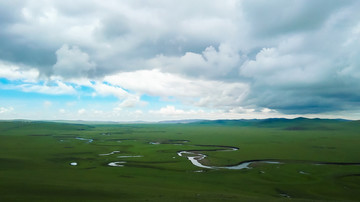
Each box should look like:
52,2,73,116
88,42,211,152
1,0,360,120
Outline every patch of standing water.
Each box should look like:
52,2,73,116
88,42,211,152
99,151,120,156
117,155,143,158
149,142,160,145
70,162,77,166
75,137,93,143
222,147,239,151
279,193,291,198
108,161,126,167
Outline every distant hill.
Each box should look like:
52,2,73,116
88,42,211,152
0,118,355,130
192,117,352,130
158,119,206,124
193,119,258,126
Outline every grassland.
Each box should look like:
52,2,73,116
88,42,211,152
0,118,360,201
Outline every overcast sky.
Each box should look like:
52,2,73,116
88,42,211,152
1,0,360,121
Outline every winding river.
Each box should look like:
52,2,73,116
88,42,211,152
173,141,360,170
177,150,281,170
102,139,360,170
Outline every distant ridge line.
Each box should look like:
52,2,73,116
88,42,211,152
0,117,353,125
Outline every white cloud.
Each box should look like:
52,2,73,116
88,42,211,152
261,108,276,113
0,60,39,82
92,82,146,109
92,109,104,115
92,82,129,99
240,47,327,86
148,105,287,120
116,96,146,109
78,108,86,114
149,105,199,116
104,69,249,109
0,106,14,114
105,69,194,97
135,110,143,115
149,43,241,78
18,81,76,95
229,107,255,114
53,44,96,78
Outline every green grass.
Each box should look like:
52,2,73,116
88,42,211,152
0,119,360,201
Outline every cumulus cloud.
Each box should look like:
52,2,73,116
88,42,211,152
240,47,326,85
238,3,360,114
149,43,242,79
0,60,39,82
104,69,249,109
149,106,200,116
117,96,144,108
0,0,242,76
53,44,96,78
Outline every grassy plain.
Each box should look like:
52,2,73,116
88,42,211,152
0,118,360,201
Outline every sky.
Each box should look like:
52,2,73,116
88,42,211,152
1,0,360,121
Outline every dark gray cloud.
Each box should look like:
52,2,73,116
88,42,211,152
0,1,23,25
242,0,354,37
239,1,360,114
